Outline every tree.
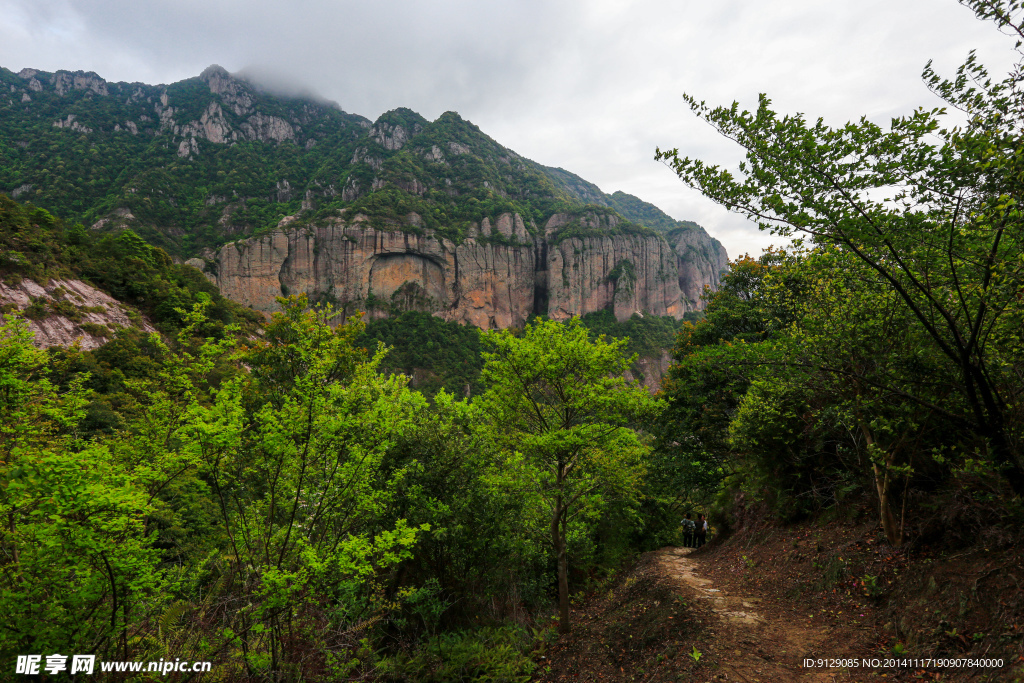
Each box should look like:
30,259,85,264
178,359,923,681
656,0,1024,494
477,318,660,633
0,316,164,658
652,252,805,512
179,297,430,677
772,248,954,544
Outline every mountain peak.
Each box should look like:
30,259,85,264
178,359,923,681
200,64,232,81
198,64,243,98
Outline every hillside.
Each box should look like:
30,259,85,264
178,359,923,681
0,65,722,255
537,510,1024,682
0,65,728,325
0,193,261,342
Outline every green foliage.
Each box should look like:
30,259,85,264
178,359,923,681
0,194,262,336
656,9,1024,493
654,0,1024,544
546,207,657,245
538,170,696,234
604,190,698,234
0,316,165,658
377,626,537,683
652,253,797,506
123,297,433,677
578,309,682,360
359,312,486,397
357,309,685,401
0,200,687,677
478,318,662,632
379,390,552,629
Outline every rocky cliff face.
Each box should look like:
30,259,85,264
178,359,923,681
2,62,730,334
197,210,725,328
670,225,730,307
625,350,673,394
0,278,155,349
545,233,684,321
202,218,537,329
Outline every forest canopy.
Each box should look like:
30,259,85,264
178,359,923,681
655,0,1024,543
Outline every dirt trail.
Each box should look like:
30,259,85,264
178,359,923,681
657,547,848,682
533,544,876,683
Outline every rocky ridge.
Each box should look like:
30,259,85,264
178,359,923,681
7,65,349,154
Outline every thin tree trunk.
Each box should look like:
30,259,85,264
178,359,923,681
861,424,901,547
557,533,569,634
872,460,901,546
551,497,570,634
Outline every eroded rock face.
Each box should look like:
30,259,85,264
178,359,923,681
624,350,673,395
201,211,725,328
201,64,254,116
0,278,156,350
208,219,538,329
671,226,730,307
547,234,683,321
49,70,109,97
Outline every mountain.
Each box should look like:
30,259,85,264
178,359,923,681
0,64,728,323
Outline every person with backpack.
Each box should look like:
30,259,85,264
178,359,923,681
681,513,696,548
695,514,708,548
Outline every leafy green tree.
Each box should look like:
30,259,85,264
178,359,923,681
0,316,164,658
656,0,1024,494
653,252,801,510
477,318,660,633
177,297,430,677
379,390,551,629
777,248,952,543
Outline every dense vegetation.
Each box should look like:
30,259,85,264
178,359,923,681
357,311,488,397
0,193,678,678
654,0,1024,551
0,194,262,336
4,0,1024,678
354,308,694,400
0,291,671,679
0,68,700,259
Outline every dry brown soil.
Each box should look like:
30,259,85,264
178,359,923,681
657,546,864,682
532,528,1023,683
533,544,872,683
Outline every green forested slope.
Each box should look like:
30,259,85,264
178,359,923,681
0,65,701,258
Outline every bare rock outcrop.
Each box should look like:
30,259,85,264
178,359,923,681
546,234,683,322
207,217,539,329
52,114,93,133
153,65,303,157
239,113,296,144
48,70,109,97
670,226,730,307
200,211,713,329
201,64,254,116
371,121,420,151
0,278,156,350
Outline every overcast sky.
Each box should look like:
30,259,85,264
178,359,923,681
1,0,1016,258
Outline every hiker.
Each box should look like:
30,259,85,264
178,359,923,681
695,514,708,548
682,513,696,548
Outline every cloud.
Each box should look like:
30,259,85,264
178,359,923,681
0,0,1017,258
